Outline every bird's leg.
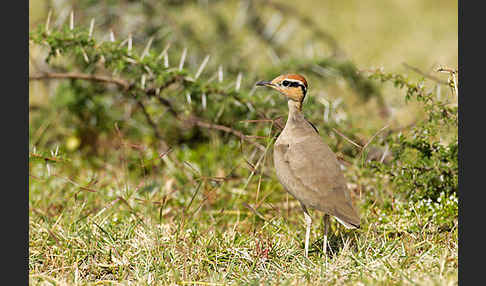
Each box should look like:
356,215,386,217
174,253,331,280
301,204,312,257
322,214,330,256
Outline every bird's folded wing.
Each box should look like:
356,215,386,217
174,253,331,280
285,134,360,227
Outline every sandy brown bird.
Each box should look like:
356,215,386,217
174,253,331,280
256,74,360,257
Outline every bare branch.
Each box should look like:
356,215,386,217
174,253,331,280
29,72,130,90
403,63,448,85
135,98,163,140
332,127,363,150
436,65,459,96
187,116,265,151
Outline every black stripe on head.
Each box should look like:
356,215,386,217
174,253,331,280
292,82,307,96
283,79,307,96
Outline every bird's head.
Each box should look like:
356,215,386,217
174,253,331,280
256,74,308,103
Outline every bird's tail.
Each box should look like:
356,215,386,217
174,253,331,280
334,216,360,229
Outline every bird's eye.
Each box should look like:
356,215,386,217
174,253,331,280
282,80,290,87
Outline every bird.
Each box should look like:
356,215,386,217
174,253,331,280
256,74,360,257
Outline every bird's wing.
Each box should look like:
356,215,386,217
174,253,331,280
284,133,360,227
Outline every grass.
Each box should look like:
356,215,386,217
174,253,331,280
29,128,458,285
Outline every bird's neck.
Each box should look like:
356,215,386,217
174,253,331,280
287,100,304,123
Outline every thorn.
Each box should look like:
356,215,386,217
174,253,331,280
141,74,146,89
323,101,330,123
246,102,255,112
110,30,115,42
195,55,210,79
143,65,154,77
206,73,217,84
128,33,132,53
312,64,332,77
125,57,137,64
436,84,442,101
164,53,169,68
263,12,283,39
202,93,207,110
179,47,187,71
218,65,223,82
333,98,343,109
45,10,52,35
141,37,154,60
118,38,128,48
380,144,389,164
186,92,192,104
69,11,74,31
157,43,171,61
89,18,95,39
235,72,242,91
54,8,69,28
81,48,89,63
248,85,257,97
52,145,59,157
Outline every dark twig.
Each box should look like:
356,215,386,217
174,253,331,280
332,127,363,150
402,63,448,85
135,97,163,140
29,153,64,163
29,72,130,90
187,116,266,151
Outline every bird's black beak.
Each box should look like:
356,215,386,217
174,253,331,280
256,80,274,87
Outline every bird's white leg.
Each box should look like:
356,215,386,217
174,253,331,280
301,204,312,257
323,214,330,256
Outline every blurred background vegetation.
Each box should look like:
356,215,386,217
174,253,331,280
29,0,458,284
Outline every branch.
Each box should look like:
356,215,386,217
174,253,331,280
31,72,181,118
29,72,130,90
30,72,170,145
186,116,266,151
135,98,163,140
29,71,264,151
29,152,64,163
402,63,448,85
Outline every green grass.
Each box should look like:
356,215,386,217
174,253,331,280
29,131,457,285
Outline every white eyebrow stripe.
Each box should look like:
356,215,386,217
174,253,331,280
284,79,304,84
